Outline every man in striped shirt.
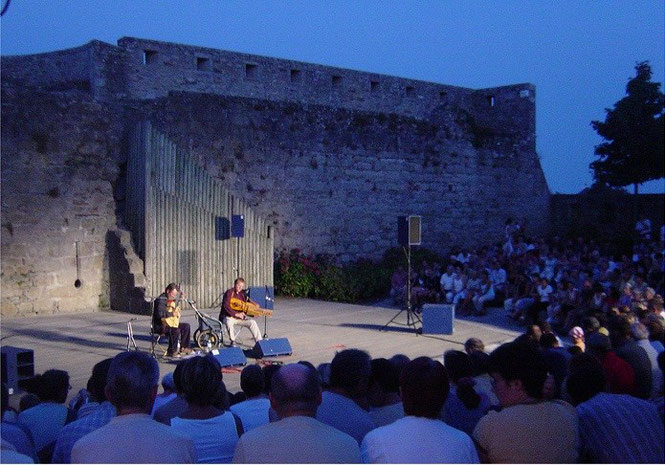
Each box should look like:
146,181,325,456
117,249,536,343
567,353,664,463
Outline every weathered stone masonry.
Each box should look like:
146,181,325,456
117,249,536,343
1,37,550,316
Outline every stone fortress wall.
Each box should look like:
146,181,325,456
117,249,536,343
1,37,550,316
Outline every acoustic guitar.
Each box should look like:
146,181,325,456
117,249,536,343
229,297,274,317
162,300,181,328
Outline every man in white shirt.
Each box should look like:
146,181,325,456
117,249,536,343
361,357,479,463
71,352,195,463
233,363,360,463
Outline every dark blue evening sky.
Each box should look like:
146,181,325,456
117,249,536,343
1,1,663,193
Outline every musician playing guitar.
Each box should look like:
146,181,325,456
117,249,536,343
155,283,192,357
219,277,264,347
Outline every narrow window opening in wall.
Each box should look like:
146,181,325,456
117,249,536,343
448,184,454,192
267,226,272,239
143,50,158,65
197,57,211,71
488,95,495,107
406,86,415,97
245,63,258,80
439,91,448,99
290,69,301,83
370,81,379,92
332,75,342,87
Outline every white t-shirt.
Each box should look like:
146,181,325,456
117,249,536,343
361,416,479,463
229,397,270,432
171,412,239,463
440,273,455,291
537,284,554,302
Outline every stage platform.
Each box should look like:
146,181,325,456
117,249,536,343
1,298,523,404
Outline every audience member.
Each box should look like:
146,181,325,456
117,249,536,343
613,315,653,399
17,369,73,462
153,358,189,424
230,364,270,432
441,350,491,436
539,332,571,394
464,337,485,354
151,372,177,415
468,350,499,406
586,332,636,395
232,363,361,463
567,353,664,462
1,382,36,463
472,342,578,463
170,355,241,463
361,357,479,463
316,349,376,444
52,358,115,464
366,358,404,427
71,351,195,463
631,321,664,399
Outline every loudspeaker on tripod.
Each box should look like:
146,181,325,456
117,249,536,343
397,215,422,246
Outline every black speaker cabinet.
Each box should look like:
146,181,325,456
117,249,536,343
212,347,247,367
1,346,34,394
254,338,293,358
231,214,245,238
398,215,422,246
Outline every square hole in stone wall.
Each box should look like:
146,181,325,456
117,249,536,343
143,50,158,65
370,80,379,92
290,69,302,83
245,63,258,80
439,91,448,99
332,75,342,87
405,86,415,97
197,57,211,71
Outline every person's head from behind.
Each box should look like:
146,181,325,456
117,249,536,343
566,353,606,405
443,350,474,383
400,357,449,419
105,351,159,414
88,358,113,403
240,364,264,398
160,372,176,395
270,363,321,418
367,358,400,407
262,363,281,395
329,349,371,398
389,354,410,377
180,355,226,408
488,342,547,407
539,332,559,350
630,322,649,341
468,350,491,376
37,369,70,403
464,337,485,354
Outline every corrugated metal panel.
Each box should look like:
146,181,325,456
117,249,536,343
125,122,274,307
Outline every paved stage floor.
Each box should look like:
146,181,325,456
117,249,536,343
1,298,523,405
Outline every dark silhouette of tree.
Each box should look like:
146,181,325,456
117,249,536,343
590,61,664,194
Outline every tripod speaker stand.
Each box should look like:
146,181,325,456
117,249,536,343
381,243,422,334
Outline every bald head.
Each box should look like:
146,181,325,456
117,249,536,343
270,363,321,418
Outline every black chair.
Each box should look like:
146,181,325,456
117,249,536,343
150,298,168,358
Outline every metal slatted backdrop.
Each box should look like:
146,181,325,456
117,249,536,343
126,121,274,306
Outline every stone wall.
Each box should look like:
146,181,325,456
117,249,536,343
138,91,550,260
0,87,124,317
1,37,551,315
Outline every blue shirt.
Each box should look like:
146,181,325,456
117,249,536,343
51,402,116,464
316,391,375,444
577,392,664,463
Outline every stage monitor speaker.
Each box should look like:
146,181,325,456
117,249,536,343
212,347,247,367
1,346,34,394
248,286,274,310
398,215,421,246
231,215,245,238
254,338,292,358
422,304,454,335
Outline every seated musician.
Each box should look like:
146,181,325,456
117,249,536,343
219,277,263,347
155,283,192,357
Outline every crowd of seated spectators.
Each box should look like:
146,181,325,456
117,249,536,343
2,323,663,463
2,222,663,463
390,219,665,329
